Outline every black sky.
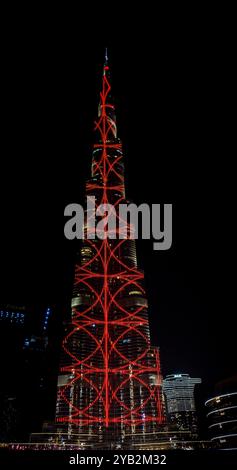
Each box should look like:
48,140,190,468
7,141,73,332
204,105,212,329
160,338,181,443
0,30,235,401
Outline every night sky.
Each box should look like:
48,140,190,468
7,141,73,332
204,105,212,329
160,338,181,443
1,31,235,407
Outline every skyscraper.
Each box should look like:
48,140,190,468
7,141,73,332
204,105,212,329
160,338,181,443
0,304,51,441
55,52,164,449
163,374,201,438
0,304,26,441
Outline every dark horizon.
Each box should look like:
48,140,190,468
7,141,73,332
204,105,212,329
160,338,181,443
0,41,235,406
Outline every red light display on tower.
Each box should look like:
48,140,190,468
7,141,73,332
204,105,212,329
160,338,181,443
56,58,164,435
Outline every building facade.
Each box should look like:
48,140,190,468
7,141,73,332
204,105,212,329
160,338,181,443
55,53,164,448
205,376,237,450
163,373,201,438
0,304,25,326
0,304,52,441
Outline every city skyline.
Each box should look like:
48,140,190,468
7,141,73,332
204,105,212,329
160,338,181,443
0,43,235,433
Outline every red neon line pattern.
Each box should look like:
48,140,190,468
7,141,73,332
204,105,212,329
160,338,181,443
56,62,164,428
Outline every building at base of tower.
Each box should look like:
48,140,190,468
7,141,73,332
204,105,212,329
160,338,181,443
205,376,237,450
162,374,202,440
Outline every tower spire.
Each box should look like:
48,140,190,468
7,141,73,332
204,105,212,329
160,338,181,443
104,47,108,64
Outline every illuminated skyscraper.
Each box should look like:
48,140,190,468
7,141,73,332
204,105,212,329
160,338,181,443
0,304,51,441
55,52,164,448
163,373,201,438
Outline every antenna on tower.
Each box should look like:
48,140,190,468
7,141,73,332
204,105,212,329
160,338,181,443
105,47,108,63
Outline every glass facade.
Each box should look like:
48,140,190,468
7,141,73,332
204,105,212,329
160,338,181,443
205,392,237,449
163,374,201,437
